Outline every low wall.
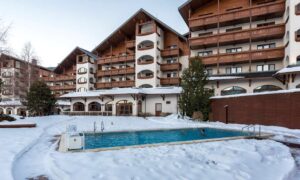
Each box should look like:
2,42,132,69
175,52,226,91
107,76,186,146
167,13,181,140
211,91,300,129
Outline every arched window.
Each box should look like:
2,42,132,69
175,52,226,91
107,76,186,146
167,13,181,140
253,85,282,93
78,67,87,74
138,55,154,65
139,84,153,88
137,70,154,79
296,3,300,15
88,102,101,111
221,86,246,96
77,87,87,92
77,77,87,84
89,77,94,83
296,29,300,41
89,67,94,74
296,84,300,89
73,102,85,111
138,40,154,50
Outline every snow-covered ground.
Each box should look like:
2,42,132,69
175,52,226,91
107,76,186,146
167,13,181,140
0,115,299,180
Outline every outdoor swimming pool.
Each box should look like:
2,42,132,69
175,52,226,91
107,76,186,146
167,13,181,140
83,128,253,150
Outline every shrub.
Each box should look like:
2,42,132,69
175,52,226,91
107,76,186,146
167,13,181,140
0,114,16,122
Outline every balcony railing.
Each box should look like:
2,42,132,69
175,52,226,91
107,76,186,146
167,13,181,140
189,1,285,30
43,75,75,82
160,63,182,71
49,84,76,91
97,55,135,65
97,67,135,77
96,80,135,89
161,48,181,57
189,24,285,49
201,47,284,65
126,40,136,49
160,77,181,85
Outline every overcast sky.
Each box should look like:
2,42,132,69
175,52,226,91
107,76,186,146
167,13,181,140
0,0,188,67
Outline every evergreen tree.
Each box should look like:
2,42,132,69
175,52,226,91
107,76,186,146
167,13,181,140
26,80,56,116
179,57,212,120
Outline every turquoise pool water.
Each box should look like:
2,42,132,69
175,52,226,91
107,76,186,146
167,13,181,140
83,128,251,150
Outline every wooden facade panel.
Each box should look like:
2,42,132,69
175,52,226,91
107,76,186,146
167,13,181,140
211,92,300,129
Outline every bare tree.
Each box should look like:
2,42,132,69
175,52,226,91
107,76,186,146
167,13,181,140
0,19,11,54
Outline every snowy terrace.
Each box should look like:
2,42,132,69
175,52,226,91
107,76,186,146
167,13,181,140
0,115,300,180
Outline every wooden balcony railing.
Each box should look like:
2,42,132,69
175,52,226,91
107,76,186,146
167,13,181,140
160,77,181,85
43,75,75,82
97,67,135,77
97,55,135,65
161,48,181,57
126,40,136,49
189,1,285,30
160,63,182,71
189,24,285,49
49,84,76,91
96,80,135,89
201,47,284,65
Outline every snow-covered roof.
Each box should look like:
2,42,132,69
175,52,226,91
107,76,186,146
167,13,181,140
208,76,244,81
276,66,300,74
0,100,23,106
211,88,300,99
56,100,71,106
60,87,182,98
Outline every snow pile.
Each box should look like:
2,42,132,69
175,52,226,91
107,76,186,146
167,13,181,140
208,76,244,81
276,66,300,74
0,115,298,180
0,100,23,106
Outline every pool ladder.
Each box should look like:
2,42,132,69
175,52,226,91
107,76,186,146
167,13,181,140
242,124,261,137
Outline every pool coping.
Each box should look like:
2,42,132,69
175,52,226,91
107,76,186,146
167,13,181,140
58,127,274,153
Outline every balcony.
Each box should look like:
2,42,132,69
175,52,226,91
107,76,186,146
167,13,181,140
97,67,135,77
49,84,76,91
161,48,181,57
160,77,181,86
201,47,284,65
160,63,182,71
126,40,136,49
43,75,75,82
189,1,285,31
189,24,285,49
97,55,135,65
96,80,135,89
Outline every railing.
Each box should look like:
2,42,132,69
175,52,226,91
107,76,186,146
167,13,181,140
160,63,182,71
49,84,76,91
189,1,285,30
137,74,154,79
160,77,181,85
161,48,181,57
189,24,285,49
43,75,75,82
201,47,284,65
126,40,136,49
63,111,113,116
97,67,135,77
96,80,135,88
97,55,135,65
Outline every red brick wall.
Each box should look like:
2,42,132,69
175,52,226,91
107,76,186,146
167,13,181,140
211,92,300,129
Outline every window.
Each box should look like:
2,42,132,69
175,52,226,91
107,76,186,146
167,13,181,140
256,64,275,72
206,69,213,75
253,85,282,93
78,67,87,74
119,77,126,81
138,40,154,50
139,84,153,88
221,86,246,96
226,47,242,53
296,30,300,41
198,32,213,37
138,55,154,64
166,101,171,104
167,45,178,49
296,3,300,15
198,50,213,57
77,87,87,92
105,104,113,112
88,102,101,111
139,23,154,34
166,58,177,64
257,43,276,50
226,27,242,32
297,56,300,65
257,22,275,28
296,84,300,89
77,77,87,83
167,72,177,78
226,67,242,74
78,56,83,63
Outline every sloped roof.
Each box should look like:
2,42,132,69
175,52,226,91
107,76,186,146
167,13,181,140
54,46,97,74
178,0,211,25
92,8,187,54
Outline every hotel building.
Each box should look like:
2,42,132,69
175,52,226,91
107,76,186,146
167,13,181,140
179,0,300,96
